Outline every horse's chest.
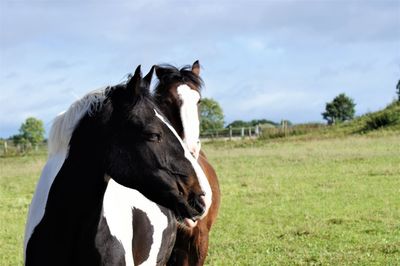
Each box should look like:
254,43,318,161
97,180,177,266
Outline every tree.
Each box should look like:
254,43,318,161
200,98,224,133
322,93,356,125
396,79,400,101
226,120,249,128
226,119,279,128
249,119,279,127
13,117,45,149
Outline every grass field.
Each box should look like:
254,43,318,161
1,134,399,265
204,135,400,265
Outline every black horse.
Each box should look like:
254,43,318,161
24,66,212,265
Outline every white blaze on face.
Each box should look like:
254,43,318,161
176,84,201,159
154,109,212,220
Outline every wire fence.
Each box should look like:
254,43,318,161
200,121,326,141
200,125,262,140
0,141,47,157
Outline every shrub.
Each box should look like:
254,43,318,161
364,111,399,131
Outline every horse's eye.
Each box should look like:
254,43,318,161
146,133,161,143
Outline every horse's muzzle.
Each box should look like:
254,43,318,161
193,195,206,215
180,193,206,228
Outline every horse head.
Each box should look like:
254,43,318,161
103,65,211,226
154,61,203,159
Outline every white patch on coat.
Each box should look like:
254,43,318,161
154,109,212,218
176,84,201,159
103,179,169,266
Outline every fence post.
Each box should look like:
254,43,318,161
281,120,288,137
255,124,259,137
285,120,289,137
241,127,244,138
4,141,7,155
229,126,232,140
248,127,252,138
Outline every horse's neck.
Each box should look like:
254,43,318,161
53,118,108,215
44,154,105,227
26,116,112,264
25,142,108,265
43,115,108,236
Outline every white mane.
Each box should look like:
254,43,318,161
48,87,108,156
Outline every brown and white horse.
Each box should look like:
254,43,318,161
154,61,221,266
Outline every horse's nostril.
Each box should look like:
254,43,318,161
190,147,197,155
193,195,206,214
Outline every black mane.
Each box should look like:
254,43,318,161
103,80,157,124
154,64,204,95
105,80,151,106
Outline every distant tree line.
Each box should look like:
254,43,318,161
226,119,280,128
199,97,286,133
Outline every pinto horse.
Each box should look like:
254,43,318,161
96,67,179,266
154,61,221,265
24,66,212,265
38,67,186,265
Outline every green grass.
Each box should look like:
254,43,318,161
0,154,46,265
1,134,399,265
203,135,400,265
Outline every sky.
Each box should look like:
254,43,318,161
1,0,399,138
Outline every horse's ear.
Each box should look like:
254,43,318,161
127,65,142,96
155,65,166,79
192,60,200,76
143,65,155,87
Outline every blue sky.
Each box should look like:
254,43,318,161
1,0,399,138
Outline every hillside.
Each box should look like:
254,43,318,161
260,101,400,141
330,100,400,134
